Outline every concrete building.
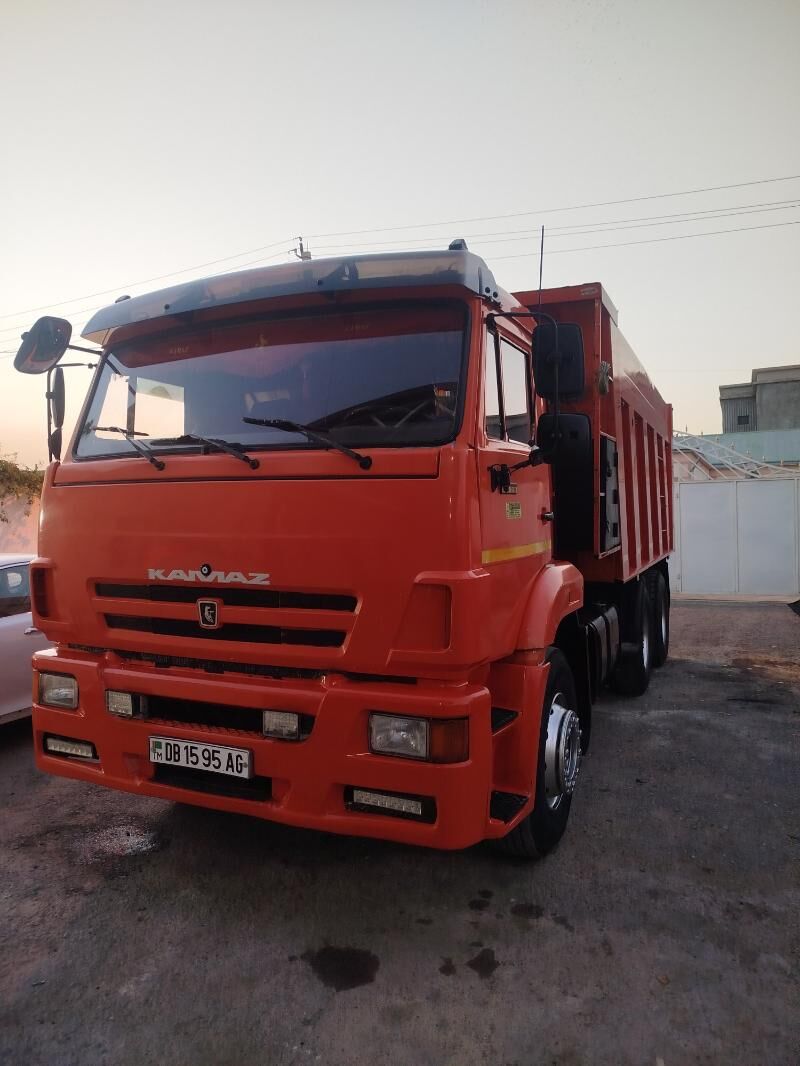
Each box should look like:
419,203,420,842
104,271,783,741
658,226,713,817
719,364,800,433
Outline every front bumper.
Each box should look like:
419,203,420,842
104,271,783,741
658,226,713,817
31,648,525,850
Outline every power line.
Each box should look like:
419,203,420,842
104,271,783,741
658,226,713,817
0,237,296,322
0,248,294,340
306,173,800,239
490,218,800,260
312,200,800,253
3,172,798,330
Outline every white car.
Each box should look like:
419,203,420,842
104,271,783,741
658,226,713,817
0,554,51,723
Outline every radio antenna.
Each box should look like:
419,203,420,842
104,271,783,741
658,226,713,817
537,224,545,308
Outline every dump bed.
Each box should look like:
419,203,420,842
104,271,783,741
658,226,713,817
514,282,673,584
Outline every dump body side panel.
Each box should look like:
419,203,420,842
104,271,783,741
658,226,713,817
513,283,673,584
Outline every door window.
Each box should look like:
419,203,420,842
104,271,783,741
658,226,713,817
0,565,31,619
499,340,531,444
484,331,503,440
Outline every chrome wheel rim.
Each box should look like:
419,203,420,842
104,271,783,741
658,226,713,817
544,693,581,810
660,601,667,646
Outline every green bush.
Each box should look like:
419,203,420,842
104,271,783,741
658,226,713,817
0,453,44,524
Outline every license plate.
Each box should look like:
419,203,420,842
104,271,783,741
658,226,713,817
149,736,252,779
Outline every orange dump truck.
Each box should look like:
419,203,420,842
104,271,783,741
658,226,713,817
15,244,672,858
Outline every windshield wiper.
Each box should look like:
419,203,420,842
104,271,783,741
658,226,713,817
243,417,372,470
152,433,260,470
92,426,165,470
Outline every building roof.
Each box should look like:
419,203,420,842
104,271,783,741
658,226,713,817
720,364,800,397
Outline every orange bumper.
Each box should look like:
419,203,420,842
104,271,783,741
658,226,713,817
30,648,544,850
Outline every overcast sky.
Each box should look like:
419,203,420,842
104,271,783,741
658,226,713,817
1,0,798,467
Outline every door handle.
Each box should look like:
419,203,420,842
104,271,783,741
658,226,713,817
24,626,41,635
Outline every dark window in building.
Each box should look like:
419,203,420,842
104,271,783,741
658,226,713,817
737,414,750,426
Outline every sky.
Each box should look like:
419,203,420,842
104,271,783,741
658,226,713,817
1,0,798,468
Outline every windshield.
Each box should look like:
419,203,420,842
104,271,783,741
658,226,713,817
76,302,466,460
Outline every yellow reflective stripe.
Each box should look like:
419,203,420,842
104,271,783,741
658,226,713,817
481,540,551,565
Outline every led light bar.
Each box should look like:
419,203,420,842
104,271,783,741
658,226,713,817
44,736,96,760
345,786,436,823
351,789,422,816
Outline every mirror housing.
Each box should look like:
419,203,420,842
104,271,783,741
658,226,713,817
533,321,586,401
49,366,65,429
48,426,63,462
46,366,67,462
14,316,72,375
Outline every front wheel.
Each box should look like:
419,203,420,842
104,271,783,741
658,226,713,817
495,648,581,860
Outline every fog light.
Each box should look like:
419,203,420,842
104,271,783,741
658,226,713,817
106,690,135,717
39,673,78,710
345,786,435,823
369,713,428,759
262,710,300,739
44,735,96,759
352,788,422,816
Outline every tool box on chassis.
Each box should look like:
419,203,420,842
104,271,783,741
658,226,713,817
16,248,673,860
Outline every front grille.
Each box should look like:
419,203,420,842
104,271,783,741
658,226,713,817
106,649,324,680
96,583,356,612
152,763,271,801
143,693,314,738
104,614,346,647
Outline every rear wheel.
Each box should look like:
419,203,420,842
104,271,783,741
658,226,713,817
495,649,581,860
648,570,670,668
611,579,652,697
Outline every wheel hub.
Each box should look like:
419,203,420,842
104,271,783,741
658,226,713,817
544,695,581,810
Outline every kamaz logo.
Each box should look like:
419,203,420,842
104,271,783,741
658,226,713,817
147,566,270,586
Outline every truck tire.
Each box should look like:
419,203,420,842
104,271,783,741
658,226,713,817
647,569,670,668
495,648,581,860
611,579,652,697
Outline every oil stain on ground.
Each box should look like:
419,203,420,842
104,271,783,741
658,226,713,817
511,903,544,919
466,948,499,978
301,946,380,991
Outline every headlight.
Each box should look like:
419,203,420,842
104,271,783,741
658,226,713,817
370,713,428,759
368,713,469,763
39,673,79,710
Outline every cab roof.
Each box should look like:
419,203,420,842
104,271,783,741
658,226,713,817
82,248,506,347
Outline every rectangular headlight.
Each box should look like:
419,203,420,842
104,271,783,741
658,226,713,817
39,673,78,710
263,710,300,739
369,713,469,763
369,713,428,759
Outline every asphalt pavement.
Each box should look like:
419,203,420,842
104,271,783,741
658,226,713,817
1,601,798,1065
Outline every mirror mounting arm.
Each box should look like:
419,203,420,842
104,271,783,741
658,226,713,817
67,342,102,356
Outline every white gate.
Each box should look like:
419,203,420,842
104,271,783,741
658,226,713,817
672,477,800,596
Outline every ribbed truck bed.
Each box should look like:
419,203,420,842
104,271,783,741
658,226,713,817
514,282,673,584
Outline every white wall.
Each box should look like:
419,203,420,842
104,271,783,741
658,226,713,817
671,477,800,596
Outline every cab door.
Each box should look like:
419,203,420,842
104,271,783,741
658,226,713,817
477,327,552,617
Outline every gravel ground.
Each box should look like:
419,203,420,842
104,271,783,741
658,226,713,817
1,601,798,1066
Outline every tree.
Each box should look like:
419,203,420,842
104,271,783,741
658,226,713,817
0,452,44,524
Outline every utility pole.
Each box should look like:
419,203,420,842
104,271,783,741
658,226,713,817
293,237,312,261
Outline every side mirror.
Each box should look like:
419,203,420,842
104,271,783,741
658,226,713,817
14,316,72,375
46,366,66,462
533,321,585,401
49,366,65,429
